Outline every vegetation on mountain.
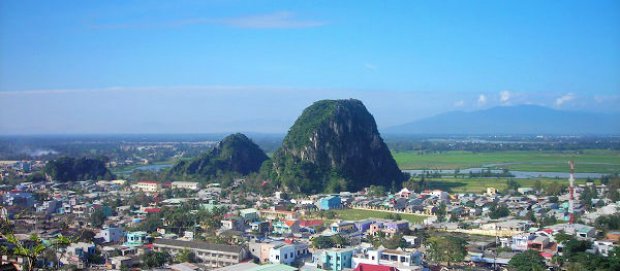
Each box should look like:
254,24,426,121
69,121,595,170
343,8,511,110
44,156,113,182
169,133,268,180
270,99,405,194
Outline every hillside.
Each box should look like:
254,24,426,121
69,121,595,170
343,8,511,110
384,105,620,135
270,99,405,194
169,133,268,179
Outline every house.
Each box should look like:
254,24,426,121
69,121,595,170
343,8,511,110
60,242,96,269
353,263,399,271
96,227,124,243
240,208,260,223
171,181,200,190
593,240,617,257
2,192,34,207
352,248,423,271
318,196,341,210
330,221,357,234
124,231,148,247
314,248,356,271
250,241,278,263
527,236,550,251
131,181,161,193
153,238,248,269
269,243,309,265
169,262,202,271
250,221,271,234
511,234,533,251
221,217,245,231
108,256,133,270
260,209,299,221
396,188,413,199
272,220,300,235
549,223,596,239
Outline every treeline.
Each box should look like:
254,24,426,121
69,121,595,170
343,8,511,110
45,156,114,182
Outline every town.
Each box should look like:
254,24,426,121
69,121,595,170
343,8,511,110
1,158,619,271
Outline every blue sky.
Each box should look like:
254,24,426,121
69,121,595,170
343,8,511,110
1,0,619,134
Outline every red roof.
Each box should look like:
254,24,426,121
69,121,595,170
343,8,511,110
144,208,161,213
541,228,554,234
300,219,323,227
284,220,298,227
354,264,399,271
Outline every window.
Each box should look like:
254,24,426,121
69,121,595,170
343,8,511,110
276,255,280,260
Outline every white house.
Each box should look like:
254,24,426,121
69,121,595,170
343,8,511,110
593,240,617,257
95,227,125,243
269,243,309,265
171,181,200,190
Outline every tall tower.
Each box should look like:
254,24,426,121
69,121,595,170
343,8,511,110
568,160,575,224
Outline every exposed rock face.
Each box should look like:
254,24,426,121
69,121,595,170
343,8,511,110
170,133,268,178
272,99,405,193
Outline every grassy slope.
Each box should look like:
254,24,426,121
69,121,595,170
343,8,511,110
392,149,620,173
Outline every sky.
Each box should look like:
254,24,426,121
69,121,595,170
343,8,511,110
1,0,619,134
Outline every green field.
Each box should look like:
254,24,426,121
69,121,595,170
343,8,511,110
333,209,427,224
392,149,620,173
422,177,598,194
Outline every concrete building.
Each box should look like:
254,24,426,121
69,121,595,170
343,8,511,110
131,181,161,193
314,248,356,271
153,239,248,268
352,248,423,271
318,196,341,210
269,243,309,265
171,181,200,190
96,227,125,243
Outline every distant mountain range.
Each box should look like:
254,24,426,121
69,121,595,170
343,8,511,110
384,105,620,135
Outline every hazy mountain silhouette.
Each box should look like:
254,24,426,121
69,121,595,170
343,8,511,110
384,105,620,135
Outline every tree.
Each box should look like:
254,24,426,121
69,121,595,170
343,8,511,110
546,182,566,196
533,180,543,192
436,202,447,222
508,250,546,271
367,185,386,197
506,179,521,192
330,234,349,248
425,236,467,266
595,214,620,233
89,207,106,228
383,234,408,249
311,236,334,249
489,204,510,219
141,251,171,268
175,248,196,263
5,234,47,271
553,232,574,244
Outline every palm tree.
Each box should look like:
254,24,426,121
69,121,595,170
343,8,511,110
5,234,47,271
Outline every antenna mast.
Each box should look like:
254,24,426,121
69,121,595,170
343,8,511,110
568,160,575,224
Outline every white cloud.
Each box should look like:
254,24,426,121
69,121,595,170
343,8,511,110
555,93,575,107
219,11,326,29
89,11,327,30
477,94,487,106
453,100,465,107
499,90,511,104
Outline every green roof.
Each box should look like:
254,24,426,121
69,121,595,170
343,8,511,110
247,264,298,271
